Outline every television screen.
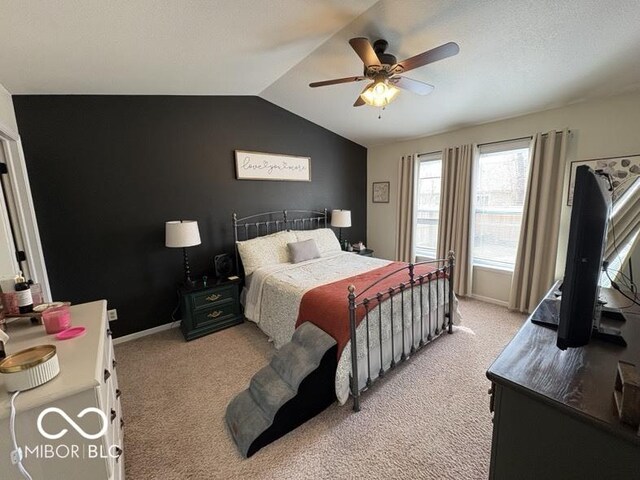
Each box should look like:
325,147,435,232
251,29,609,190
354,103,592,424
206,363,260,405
557,166,611,349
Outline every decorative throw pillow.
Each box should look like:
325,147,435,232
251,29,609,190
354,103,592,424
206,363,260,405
292,228,342,256
236,230,297,275
288,239,321,264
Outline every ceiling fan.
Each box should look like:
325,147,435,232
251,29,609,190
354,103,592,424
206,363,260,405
309,38,459,108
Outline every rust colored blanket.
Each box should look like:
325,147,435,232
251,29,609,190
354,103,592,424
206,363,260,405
295,262,443,357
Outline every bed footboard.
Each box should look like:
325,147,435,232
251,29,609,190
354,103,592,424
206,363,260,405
347,251,456,412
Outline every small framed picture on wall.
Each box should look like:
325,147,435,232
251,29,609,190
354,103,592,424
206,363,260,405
372,181,390,203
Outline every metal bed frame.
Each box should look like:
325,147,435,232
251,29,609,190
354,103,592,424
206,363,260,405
232,209,455,411
347,254,455,411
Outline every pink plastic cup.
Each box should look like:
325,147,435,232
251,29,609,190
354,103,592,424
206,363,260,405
42,305,72,334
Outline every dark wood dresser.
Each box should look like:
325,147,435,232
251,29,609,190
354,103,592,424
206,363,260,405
487,286,640,479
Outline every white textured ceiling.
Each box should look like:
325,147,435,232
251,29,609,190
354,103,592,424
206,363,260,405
0,0,378,94
262,0,640,146
2,0,640,146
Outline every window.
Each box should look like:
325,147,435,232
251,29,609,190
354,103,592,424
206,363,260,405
473,140,531,269
415,153,442,259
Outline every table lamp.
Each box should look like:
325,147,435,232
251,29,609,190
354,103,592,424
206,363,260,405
331,209,351,248
166,220,201,286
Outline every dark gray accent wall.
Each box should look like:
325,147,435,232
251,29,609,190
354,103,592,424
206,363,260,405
12,96,367,337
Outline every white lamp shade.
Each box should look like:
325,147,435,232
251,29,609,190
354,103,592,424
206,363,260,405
331,209,352,228
165,220,201,248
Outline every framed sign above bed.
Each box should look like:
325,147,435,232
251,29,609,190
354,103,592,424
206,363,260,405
235,150,311,182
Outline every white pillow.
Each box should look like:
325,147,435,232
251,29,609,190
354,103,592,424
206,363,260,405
236,230,296,275
292,228,342,257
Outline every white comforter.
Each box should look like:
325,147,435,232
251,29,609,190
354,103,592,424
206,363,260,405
244,252,459,404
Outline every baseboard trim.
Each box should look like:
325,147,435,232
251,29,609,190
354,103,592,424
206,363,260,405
113,322,180,345
469,294,509,308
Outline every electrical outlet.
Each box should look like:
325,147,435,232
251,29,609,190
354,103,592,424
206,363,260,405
107,309,118,321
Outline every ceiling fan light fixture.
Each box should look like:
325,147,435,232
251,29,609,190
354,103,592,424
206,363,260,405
360,79,399,107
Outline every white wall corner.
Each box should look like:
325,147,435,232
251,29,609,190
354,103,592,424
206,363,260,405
0,82,19,138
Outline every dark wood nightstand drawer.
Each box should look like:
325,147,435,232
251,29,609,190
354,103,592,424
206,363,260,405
191,285,236,310
193,302,240,329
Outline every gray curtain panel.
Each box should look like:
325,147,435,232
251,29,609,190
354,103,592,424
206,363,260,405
395,154,417,262
437,144,473,296
509,129,568,313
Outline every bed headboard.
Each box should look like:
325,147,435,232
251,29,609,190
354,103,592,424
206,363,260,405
232,209,328,276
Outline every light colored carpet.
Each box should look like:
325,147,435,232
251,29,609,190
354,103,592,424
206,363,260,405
115,298,525,480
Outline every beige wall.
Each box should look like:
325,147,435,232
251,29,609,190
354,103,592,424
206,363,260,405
368,91,640,304
0,83,18,135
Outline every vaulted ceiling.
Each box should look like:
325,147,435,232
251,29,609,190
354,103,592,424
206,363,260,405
2,0,640,146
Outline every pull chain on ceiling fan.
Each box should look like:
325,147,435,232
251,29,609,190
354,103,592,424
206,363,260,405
309,38,460,108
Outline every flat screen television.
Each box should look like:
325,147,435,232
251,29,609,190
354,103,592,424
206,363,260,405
557,165,615,349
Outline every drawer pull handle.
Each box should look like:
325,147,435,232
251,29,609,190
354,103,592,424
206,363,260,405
116,388,122,399
114,446,123,462
110,409,117,423
104,369,111,383
120,418,125,430
207,311,222,319
206,294,221,302
106,329,112,337
112,358,118,369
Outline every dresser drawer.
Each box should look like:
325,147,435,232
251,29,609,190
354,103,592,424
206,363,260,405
193,301,239,328
191,285,236,310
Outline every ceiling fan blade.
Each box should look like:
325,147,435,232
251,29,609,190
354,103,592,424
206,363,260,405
349,37,381,67
395,42,460,73
390,76,435,95
309,76,365,88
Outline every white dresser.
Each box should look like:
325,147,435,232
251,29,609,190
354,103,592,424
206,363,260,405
0,301,124,480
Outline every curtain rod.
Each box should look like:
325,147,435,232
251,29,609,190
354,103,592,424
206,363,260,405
477,135,533,148
476,130,572,148
417,150,441,158
418,130,572,156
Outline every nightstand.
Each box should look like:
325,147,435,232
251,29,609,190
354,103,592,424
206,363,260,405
179,277,243,341
355,249,374,257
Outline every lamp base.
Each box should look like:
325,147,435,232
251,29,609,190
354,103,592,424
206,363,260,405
183,248,194,287
339,228,348,251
